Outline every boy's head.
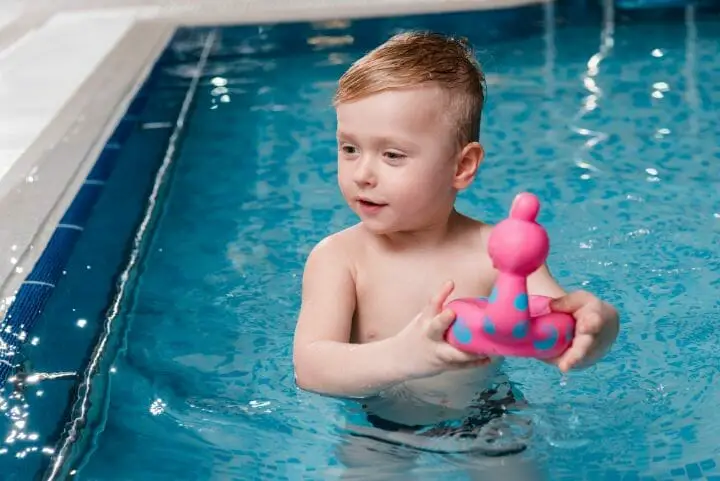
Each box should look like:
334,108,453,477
333,32,486,235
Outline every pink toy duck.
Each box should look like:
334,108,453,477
445,192,575,359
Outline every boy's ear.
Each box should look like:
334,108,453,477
453,142,484,189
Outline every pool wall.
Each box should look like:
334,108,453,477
0,40,175,388
0,94,148,385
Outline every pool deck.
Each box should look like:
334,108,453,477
0,0,546,307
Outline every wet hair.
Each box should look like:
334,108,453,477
334,31,486,145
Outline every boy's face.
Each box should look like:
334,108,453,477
335,86,467,234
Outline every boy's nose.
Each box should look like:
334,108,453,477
352,158,377,187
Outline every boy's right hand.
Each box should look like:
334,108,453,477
392,280,491,380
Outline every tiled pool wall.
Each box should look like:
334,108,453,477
0,94,146,383
0,27,215,387
0,1,719,479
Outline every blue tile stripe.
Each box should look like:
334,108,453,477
0,81,153,387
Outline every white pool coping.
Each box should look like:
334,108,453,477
0,0,547,308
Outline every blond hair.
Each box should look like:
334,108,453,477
334,31,486,145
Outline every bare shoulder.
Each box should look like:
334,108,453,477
304,223,363,274
454,212,494,251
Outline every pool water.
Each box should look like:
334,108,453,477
4,2,720,480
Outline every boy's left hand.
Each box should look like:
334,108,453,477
547,290,619,373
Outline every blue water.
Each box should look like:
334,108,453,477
2,3,720,480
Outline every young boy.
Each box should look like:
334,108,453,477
292,31,619,479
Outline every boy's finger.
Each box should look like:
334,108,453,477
429,308,457,338
428,280,455,313
550,290,593,313
435,343,489,365
577,311,603,335
558,334,593,372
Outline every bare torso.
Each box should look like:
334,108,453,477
342,213,506,426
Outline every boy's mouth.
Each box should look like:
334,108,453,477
358,199,386,207
357,198,387,213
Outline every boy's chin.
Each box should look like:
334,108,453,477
355,214,403,235
358,219,396,235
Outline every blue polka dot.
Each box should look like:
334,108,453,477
566,326,574,343
483,315,496,335
512,320,528,338
488,288,498,304
513,293,529,311
533,325,559,351
476,296,488,302
452,318,473,344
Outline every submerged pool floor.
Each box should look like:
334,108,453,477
2,3,720,480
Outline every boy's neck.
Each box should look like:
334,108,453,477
376,209,462,250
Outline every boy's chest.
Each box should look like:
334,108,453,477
352,254,495,342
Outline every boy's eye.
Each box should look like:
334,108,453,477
384,151,406,161
340,144,357,154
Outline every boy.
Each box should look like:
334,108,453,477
292,32,619,479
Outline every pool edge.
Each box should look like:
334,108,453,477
154,0,552,26
0,20,176,379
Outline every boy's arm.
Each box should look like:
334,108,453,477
526,263,567,298
292,236,408,398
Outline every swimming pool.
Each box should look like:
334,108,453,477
1,1,719,480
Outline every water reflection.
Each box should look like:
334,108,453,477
0,369,77,462
568,0,615,179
